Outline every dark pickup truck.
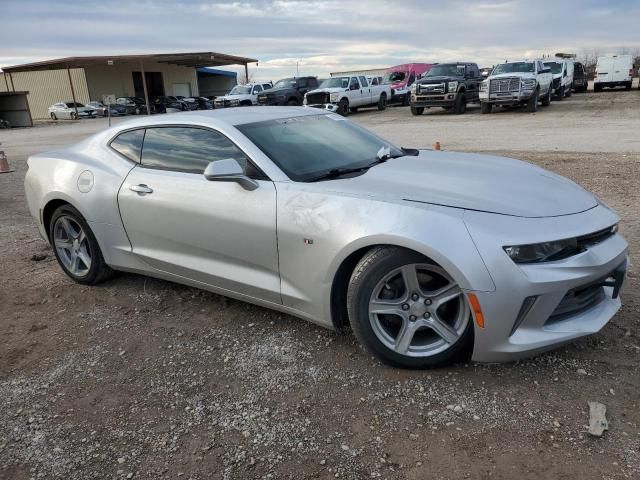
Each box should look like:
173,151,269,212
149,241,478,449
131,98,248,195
257,76,319,106
410,62,482,115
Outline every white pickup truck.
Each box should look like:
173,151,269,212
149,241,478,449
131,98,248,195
479,60,553,113
214,82,273,108
303,75,392,116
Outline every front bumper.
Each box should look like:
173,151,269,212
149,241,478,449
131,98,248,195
463,205,628,362
411,93,457,107
305,103,340,113
479,89,534,105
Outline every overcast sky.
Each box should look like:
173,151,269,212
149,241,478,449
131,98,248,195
1,0,638,81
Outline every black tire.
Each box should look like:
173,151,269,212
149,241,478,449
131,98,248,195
480,102,492,114
403,93,411,106
134,107,141,115
70,112,78,120
350,107,359,113
526,90,538,113
377,93,387,111
346,246,473,369
453,93,466,114
286,99,299,106
625,82,632,90
410,106,424,116
240,101,252,107
338,98,349,116
555,85,563,100
565,86,572,97
541,87,552,106
51,112,57,120
49,204,115,285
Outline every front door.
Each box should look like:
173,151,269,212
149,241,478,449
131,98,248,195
117,126,281,303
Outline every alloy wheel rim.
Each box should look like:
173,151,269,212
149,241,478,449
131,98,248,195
368,263,469,357
53,216,92,277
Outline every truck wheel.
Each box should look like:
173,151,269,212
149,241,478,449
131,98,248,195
594,84,602,92
50,112,57,120
480,102,492,114
410,106,424,116
286,99,299,106
541,87,552,106
625,82,632,90
526,90,539,113
403,93,411,106
453,93,466,114
565,86,572,97
377,93,387,111
556,86,563,100
338,98,349,116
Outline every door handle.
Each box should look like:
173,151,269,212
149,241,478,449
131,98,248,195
130,184,153,194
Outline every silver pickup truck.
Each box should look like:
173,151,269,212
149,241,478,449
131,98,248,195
479,60,553,113
304,75,392,116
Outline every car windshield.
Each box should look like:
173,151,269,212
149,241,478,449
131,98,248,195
383,71,407,83
65,102,84,107
230,85,251,95
492,62,535,74
425,64,465,77
320,77,350,89
237,114,403,182
273,78,297,88
544,62,563,74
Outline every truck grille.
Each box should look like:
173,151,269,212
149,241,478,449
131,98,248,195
306,92,329,104
489,78,520,93
418,83,445,94
258,94,275,105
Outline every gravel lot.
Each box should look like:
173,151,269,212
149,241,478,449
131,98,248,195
1,88,639,480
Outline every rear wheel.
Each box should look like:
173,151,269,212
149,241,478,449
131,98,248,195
338,98,349,116
526,90,539,112
453,93,466,114
480,102,492,114
625,82,632,90
70,112,78,120
49,205,114,285
377,93,387,111
50,112,57,120
347,247,473,368
410,106,424,116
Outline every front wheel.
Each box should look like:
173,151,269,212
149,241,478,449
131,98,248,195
347,247,473,368
50,112,57,120
49,205,114,285
286,99,299,106
526,90,539,112
377,93,387,111
556,86,564,100
403,93,411,106
338,98,349,116
541,87,552,106
453,93,466,114
480,102,492,114
410,106,424,115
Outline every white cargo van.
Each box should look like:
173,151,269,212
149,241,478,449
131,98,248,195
594,55,633,91
544,58,574,99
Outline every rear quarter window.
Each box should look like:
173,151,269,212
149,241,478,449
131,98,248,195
110,129,145,163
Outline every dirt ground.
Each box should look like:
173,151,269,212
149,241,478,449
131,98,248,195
1,88,639,480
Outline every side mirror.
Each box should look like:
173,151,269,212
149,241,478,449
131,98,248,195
203,159,258,191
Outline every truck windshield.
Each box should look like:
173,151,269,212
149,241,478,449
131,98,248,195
543,62,563,74
274,78,297,88
383,71,407,83
424,64,465,77
237,114,403,182
230,86,251,95
320,77,350,89
492,62,535,74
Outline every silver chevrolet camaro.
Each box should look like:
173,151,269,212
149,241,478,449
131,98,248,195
24,107,628,368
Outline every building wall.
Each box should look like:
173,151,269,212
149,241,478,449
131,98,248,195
330,68,388,78
0,69,89,119
84,62,198,102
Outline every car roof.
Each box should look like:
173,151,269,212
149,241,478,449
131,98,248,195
112,106,327,128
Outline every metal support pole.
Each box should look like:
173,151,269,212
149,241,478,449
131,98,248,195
66,67,79,118
244,63,249,83
8,72,15,92
3,73,9,92
140,61,151,116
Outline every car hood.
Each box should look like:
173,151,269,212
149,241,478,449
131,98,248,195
308,87,346,94
489,72,535,80
325,151,597,218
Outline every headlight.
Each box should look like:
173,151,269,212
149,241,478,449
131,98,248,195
480,81,488,92
411,83,417,94
448,81,458,93
330,92,340,102
521,79,536,90
504,238,578,264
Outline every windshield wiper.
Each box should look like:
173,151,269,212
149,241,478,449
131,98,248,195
306,166,371,182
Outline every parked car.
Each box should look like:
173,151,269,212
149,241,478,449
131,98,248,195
303,75,391,115
186,97,214,110
48,102,96,120
115,97,150,115
479,60,553,113
257,77,318,106
0,118,10,129
383,63,433,105
215,83,273,108
572,61,588,93
544,58,574,100
25,108,628,368
410,62,482,115
87,101,127,117
594,55,633,91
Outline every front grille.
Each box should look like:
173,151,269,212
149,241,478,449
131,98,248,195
418,83,445,94
306,92,329,104
489,77,520,93
547,284,605,324
258,94,275,105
